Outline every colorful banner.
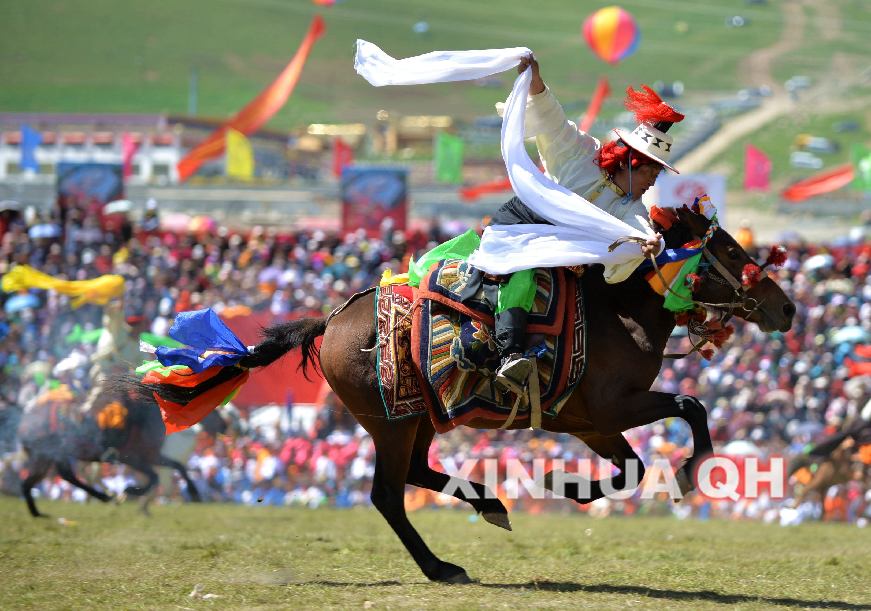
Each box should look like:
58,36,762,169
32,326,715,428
781,163,854,202
56,162,124,225
2,265,124,308
333,137,354,178
851,144,871,192
341,166,408,235
121,133,139,180
176,15,325,182
225,129,255,180
434,132,465,184
20,125,42,172
743,144,771,191
579,77,611,132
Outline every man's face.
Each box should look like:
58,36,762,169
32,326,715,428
632,163,664,197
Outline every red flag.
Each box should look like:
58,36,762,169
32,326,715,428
579,77,610,133
743,144,771,191
332,137,353,178
121,133,139,180
781,163,854,202
177,15,325,182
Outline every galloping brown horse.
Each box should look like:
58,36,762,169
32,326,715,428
152,207,795,582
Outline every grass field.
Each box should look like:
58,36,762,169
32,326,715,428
1,497,869,610
0,0,784,125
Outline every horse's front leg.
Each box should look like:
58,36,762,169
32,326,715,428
590,390,714,495
544,432,646,504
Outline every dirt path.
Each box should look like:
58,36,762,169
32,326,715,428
738,1,807,93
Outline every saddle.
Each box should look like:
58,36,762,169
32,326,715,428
375,259,587,432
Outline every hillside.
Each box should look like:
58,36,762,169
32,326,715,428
0,0,796,127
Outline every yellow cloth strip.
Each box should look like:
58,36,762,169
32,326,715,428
1,265,124,308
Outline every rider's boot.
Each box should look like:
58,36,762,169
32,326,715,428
494,307,533,394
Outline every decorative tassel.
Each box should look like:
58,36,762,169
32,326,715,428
742,263,762,288
699,347,715,360
685,273,702,292
624,85,685,126
763,245,787,269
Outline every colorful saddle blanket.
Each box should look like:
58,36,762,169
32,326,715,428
376,283,428,420
375,260,587,430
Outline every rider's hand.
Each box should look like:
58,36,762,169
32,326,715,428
641,233,663,258
518,55,545,95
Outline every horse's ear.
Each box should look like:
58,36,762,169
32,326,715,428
675,205,710,238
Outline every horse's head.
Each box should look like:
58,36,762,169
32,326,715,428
658,206,795,333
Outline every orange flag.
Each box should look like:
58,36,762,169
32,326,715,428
177,15,326,182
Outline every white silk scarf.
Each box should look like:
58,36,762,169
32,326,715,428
354,40,657,277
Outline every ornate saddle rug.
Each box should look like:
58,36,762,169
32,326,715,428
375,283,428,420
411,259,587,433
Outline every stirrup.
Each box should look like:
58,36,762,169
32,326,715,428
495,353,533,394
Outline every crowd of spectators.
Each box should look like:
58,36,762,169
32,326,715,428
0,202,869,526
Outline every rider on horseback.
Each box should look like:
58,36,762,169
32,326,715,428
491,57,685,391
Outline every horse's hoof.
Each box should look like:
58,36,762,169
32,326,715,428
675,464,695,499
430,562,472,584
114,492,127,505
481,511,512,531
444,571,473,585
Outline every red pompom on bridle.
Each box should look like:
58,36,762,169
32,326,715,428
741,264,762,288
762,245,787,270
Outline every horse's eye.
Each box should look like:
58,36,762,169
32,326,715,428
727,248,740,260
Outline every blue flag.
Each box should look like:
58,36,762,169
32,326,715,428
20,125,42,172
155,308,250,373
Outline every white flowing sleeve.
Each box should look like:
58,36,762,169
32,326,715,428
499,87,601,190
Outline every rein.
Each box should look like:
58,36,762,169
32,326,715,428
609,223,766,360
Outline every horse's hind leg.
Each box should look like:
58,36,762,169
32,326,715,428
21,455,52,518
363,414,471,583
407,418,511,531
55,461,113,503
544,433,645,505
156,454,202,502
120,457,159,498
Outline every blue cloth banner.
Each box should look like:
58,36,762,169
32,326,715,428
20,125,42,172
156,308,250,373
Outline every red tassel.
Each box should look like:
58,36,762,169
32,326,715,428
675,312,690,326
700,348,714,360
765,245,787,269
624,86,685,125
742,264,762,288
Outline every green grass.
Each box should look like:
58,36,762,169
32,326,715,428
0,0,783,127
1,497,869,609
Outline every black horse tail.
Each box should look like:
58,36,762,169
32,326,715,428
135,317,327,413
240,317,327,378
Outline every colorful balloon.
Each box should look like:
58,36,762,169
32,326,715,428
582,6,640,65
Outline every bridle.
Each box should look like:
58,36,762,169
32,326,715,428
610,219,769,359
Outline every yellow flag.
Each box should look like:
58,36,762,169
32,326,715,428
225,129,254,180
1,265,124,308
